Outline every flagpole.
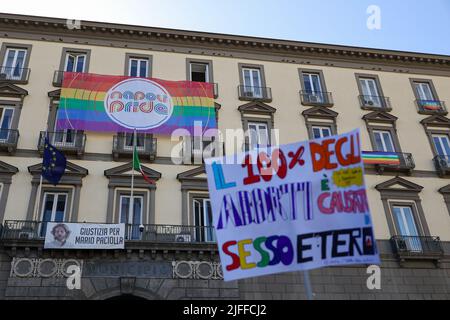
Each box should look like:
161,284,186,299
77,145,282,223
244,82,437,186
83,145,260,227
129,128,136,238
35,128,48,222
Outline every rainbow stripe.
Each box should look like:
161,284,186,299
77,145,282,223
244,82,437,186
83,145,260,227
56,72,217,134
362,151,401,165
420,100,442,111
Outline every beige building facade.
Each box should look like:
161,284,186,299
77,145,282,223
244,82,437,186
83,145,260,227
0,13,449,300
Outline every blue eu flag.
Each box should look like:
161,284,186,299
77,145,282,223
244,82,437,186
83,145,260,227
42,137,67,185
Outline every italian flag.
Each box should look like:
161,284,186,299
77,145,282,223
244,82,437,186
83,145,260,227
133,147,155,185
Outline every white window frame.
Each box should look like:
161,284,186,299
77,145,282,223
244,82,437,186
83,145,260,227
392,204,422,252
64,53,86,73
128,58,149,77
2,48,27,80
415,82,434,101
248,121,269,150
242,68,262,97
360,78,381,106
0,107,14,142
312,126,332,139
119,195,144,225
373,130,396,152
193,198,216,242
40,192,68,222
432,134,450,156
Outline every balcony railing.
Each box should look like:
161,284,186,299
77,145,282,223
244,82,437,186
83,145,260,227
359,95,391,111
112,134,157,161
0,129,19,154
364,151,415,174
212,82,219,99
38,131,86,157
391,235,443,257
0,66,30,83
433,155,450,177
0,220,217,244
416,99,447,115
52,70,65,87
238,85,272,102
300,90,333,107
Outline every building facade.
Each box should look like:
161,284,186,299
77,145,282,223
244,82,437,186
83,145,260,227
0,13,449,300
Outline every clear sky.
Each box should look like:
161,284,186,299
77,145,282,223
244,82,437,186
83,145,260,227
1,0,449,55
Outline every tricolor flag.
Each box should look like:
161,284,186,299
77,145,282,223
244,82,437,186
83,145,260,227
133,147,155,185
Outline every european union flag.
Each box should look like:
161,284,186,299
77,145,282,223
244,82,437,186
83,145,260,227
42,137,67,185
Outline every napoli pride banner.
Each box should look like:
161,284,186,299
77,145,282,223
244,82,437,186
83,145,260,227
56,72,216,134
205,129,380,281
44,222,125,249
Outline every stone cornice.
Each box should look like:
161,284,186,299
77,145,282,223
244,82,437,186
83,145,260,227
0,13,449,73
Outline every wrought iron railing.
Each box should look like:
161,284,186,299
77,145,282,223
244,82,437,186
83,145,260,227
0,66,30,82
112,134,157,161
38,131,86,156
300,90,333,106
391,235,443,256
416,99,447,115
433,155,450,177
238,85,272,101
52,70,66,87
0,220,217,244
0,129,19,152
359,95,391,110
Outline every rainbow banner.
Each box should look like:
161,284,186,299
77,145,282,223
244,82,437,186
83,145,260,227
362,151,400,165
419,100,442,111
56,72,216,134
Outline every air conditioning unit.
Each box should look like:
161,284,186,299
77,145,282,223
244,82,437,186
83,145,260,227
19,231,34,240
175,234,191,242
309,94,321,103
396,238,407,251
364,100,375,106
0,73,7,80
243,91,254,98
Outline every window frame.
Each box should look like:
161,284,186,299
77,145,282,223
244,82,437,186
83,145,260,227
238,63,267,89
410,78,440,102
311,125,333,139
355,73,388,110
186,58,214,83
58,48,91,73
0,42,32,83
366,123,402,154
124,53,152,77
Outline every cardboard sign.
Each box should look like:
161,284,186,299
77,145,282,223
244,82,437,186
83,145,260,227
205,129,380,281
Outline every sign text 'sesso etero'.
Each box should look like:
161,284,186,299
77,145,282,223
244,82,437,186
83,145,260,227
104,78,173,130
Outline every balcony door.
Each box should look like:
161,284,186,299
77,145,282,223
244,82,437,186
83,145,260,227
432,135,450,157
193,198,215,242
0,107,14,142
124,133,145,151
359,78,381,107
190,62,209,82
312,126,332,139
40,192,68,237
242,68,262,98
2,48,27,80
373,130,396,152
128,58,148,77
303,73,324,103
64,53,86,73
120,195,143,240
392,205,422,252
248,122,269,150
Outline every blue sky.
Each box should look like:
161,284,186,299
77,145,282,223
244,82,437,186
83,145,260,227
2,0,449,55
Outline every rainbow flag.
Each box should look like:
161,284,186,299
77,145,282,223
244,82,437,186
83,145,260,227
362,151,400,165
419,100,442,111
56,72,216,134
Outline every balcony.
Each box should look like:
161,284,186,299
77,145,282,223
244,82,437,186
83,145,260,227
363,151,415,175
300,90,333,107
0,220,217,244
0,66,30,84
0,129,19,154
359,95,391,111
391,235,443,265
416,99,447,115
112,134,157,161
433,155,450,177
52,70,65,87
238,85,272,102
38,131,86,158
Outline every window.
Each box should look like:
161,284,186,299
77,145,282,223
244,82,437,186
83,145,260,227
312,126,332,139
359,78,382,107
242,68,262,97
193,198,216,242
248,122,269,149
40,192,68,237
0,107,14,141
124,133,145,150
190,62,209,82
373,130,395,152
432,135,450,156
128,58,148,77
303,73,323,94
392,205,421,252
64,52,86,73
120,195,143,240
414,82,434,101
2,48,27,80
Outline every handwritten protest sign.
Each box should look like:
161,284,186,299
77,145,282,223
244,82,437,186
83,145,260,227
205,129,379,281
